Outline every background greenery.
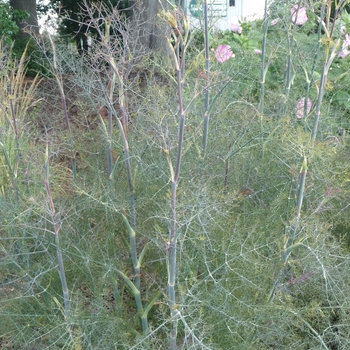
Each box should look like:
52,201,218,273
1,0,350,349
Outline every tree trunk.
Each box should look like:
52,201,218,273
130,0,171,54
10,0,39,38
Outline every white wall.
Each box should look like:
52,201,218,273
242,0,266,19
187,0,266,31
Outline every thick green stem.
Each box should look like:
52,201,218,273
302,3,324,122
105,60,137,282
107,57,136,229
44,145,70,320
167,12,188,348
121,214,140,290
259,0,269,115
296,157,307,219
104,19,116,179
201,0,210,158
116,269,148,333
86,8,144,333
268,157,307,302
310,1,343,142
283,1,302,115
311,38,340,142
311,62,326,141
168,67,185,350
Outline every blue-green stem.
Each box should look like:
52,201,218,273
310,54,334,142
102,31,142,333
259,0,269,114
164,10,189,349
116,268,148,333
97,15,137,264
201,0,210,158
302,3,324,122
296,156,307,219
283,0,302,115
85,9,142,330
120,213,140,290
98,14,135,229
168,57,184,350
108,60,136,231
116,267,162,336
268,156,307,302
104,20,114,178
311,1,342,142
44,144,70,320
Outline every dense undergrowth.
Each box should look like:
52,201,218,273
1,1,350,349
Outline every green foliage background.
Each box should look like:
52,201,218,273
1,1,350,349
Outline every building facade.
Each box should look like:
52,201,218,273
187,0,266,30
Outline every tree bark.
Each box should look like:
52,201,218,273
10,0,39,38
130,0,171,54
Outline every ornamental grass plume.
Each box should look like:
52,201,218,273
214,45,234,63
290,5,308,25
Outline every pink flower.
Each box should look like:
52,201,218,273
339,48,350,58
270,18,280,26
254,49,262,54
338,34,350,58
230,19,242,34
290,5,308,25
214,45,234,63
296,97,312,119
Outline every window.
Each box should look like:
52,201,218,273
230,0,235,6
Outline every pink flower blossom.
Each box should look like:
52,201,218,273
296,97,312,119
270,18,280,26
290,5,308,25
230,19,242,34
339,48,350,58
338,34,350,58
254,49,262,54
214,45,234,63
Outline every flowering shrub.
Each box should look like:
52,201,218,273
230,22,243,34
214,44,234,63
290,5,308,25
207,19,261,58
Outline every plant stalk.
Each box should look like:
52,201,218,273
165,10,189,349
259,0,269,114
47,33,76,179
268,156,307,302
283,0,302,115
201,0,210,158
311,1,341,142
44,144,70,320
